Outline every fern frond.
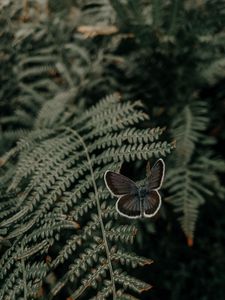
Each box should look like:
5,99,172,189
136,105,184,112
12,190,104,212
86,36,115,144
167,100,225,243
106,224,137,244
172,101,209,163
114,270,152,293
0,95,173,299
111,249,153,268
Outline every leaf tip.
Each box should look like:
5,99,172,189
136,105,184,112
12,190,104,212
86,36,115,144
139,283,153,293
0,158,5,167
187,236,194,247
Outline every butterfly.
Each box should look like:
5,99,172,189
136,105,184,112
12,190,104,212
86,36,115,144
104,159,165,219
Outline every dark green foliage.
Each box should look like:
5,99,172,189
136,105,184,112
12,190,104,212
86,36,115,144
0,1,225,299
59,0,225,243
0,93,173,299
165,100,225,242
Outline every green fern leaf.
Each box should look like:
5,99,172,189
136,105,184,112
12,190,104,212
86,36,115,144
0,94,173,299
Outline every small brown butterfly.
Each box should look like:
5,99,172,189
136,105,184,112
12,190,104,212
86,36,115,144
104,159,165,219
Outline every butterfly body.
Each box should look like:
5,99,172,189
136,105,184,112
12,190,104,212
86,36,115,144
104,159,165,219
136,187,148,218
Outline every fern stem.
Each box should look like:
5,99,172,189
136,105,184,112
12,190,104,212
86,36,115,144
21,243,28,300
181,105,192,163
66,128,117,299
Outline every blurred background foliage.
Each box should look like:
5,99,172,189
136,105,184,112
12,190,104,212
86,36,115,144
0,0,225,299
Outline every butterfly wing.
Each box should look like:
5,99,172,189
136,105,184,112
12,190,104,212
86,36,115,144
104,171,138,196
147,159,165,190
116,194,141,218
143,190,161,218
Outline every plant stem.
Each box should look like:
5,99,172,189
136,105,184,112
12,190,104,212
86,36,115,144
67,128,116,299
21,243,27,300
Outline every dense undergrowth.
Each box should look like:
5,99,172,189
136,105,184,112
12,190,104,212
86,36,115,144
0,1,225,299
